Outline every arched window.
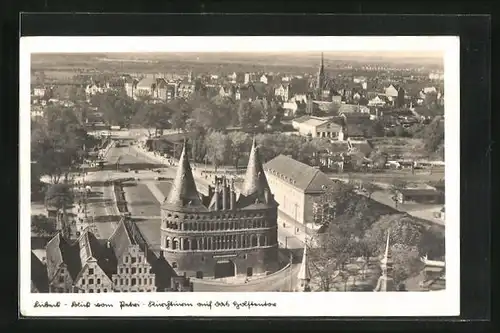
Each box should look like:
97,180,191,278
183,238,189,250
180,223,184,231
172,238,179,250
215,222,220,230
165,237,171,249
240,234,245,248
251,235,257,247
259,235,265,247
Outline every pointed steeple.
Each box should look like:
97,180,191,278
317,52,325,90
374,230,396,292
164,143,203,208
297,244,312,291
240,138,271,199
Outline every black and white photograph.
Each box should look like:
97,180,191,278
20,36,460,316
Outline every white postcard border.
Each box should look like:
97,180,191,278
20,36,460,317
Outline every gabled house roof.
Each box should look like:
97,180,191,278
137,77,157,89
264,155,338,194
31,251,49,293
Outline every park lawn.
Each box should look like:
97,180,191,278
123,183,161,216
156,181,173,200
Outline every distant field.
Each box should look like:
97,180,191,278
123,182,161,216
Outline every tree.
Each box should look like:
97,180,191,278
45,183,74,211
370,151,388,170
367,120,385,137
31,214,57,236
389,179,408,208
91,91,135,127
31,106,88,183
391,243,424,285
362,181,378,199
228,131,251,169
132,103,172,137
204,131,231,170
238,101,261,129
326,102,340,116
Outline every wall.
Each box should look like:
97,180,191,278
48,264,73,293
111,245,157,292
266,173,306,224
160,207,279,278
74,260,113,293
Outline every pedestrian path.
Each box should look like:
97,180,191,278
144,181,166,204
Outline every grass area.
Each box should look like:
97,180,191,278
156,181,173,199
370,137,428,159
122,182,161,216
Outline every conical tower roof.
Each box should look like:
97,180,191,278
163,143,204,209
374,230,396,292
240,138,271,198
297,244,311,281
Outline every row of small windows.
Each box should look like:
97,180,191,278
113,277,153,286
118,267,153,274
124,255,143,264
164,219,272,231
165,212,266,220
164,234,276,251
78,289,153,293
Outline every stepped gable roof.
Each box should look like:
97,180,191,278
31,251,49,293
238,138,275,207
162,143,207,212
45,233,80,281
264,155,337,194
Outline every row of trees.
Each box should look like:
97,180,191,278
308,183,445,291
89,91,285,134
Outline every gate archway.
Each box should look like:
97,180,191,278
214,260,236,279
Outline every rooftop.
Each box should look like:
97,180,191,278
264,155,337,194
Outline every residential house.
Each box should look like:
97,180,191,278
385,84,399,99
228,72,245,84
339,104,370,115
296,117,343,139
134,77,157,99
219,85,236,99
353,76,367,84
244,73,258,84
260,74,273,85
423,86,437,94
235,83,267,102
108,218,157,292
274,84,291,102
368,95,387,107
45,230,115,293
177,82,201,99
125,78,139,99
264,155,339,225
85,82,108,99
32,86,49,98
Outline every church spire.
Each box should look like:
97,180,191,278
374,230,396,292
164,143,203,208
316,52,326,96
240,137,271,198
296,244,312,292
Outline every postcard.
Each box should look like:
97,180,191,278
20,35,460,317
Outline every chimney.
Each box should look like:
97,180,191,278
222,177,228,210
230,179,236,210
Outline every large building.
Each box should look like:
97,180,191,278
44,219,170,293
160,140,279,279
264,155,337,225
